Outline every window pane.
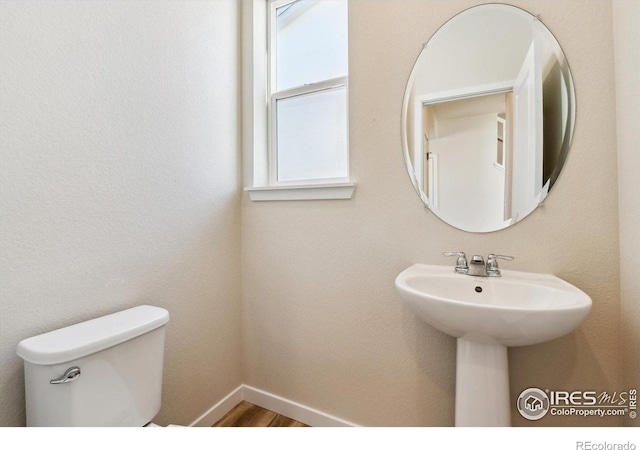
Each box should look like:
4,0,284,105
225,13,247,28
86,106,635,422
276,0,348,91
276,87,348,182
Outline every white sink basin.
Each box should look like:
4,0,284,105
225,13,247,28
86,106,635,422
395,264,591,346
395,264,592,427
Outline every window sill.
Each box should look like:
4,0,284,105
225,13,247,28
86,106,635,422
245,182,356,202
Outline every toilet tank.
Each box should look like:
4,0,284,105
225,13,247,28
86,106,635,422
17,305,169,427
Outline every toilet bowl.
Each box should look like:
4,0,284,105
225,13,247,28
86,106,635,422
17,305,169,427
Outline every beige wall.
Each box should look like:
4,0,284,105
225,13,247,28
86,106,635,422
0,0,242,426
613,0,640,427
242,0,622,426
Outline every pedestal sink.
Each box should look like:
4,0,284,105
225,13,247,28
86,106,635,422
395,264,592,427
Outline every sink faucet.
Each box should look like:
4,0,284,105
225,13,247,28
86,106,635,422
468,255,487,276
443,252,514,277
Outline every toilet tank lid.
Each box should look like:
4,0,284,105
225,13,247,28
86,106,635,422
17,305,169,365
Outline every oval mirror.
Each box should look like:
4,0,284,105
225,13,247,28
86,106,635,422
402,4,576,232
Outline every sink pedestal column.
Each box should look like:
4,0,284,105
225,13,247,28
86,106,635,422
455,337,511,426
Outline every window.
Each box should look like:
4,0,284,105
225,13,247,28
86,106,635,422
269,0,349,185
244,0,353,201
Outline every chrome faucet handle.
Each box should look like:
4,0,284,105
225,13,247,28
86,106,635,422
486,254,514,277
442,252,468,274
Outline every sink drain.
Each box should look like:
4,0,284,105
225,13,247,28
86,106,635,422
475,286,483,293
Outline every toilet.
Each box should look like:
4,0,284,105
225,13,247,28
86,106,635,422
16,305,169,427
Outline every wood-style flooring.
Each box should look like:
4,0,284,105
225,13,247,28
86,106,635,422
213,401,309,427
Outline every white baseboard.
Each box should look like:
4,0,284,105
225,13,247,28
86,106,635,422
188,385,244,427
188,384,359,427
242,385,360,427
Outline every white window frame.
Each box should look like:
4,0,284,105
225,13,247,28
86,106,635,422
243,0,355,201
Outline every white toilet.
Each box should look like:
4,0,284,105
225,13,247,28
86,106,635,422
16,305,169,427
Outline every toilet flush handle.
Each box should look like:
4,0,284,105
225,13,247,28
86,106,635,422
50,366,81,384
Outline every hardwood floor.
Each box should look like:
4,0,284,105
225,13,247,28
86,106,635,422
213,401,309,427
